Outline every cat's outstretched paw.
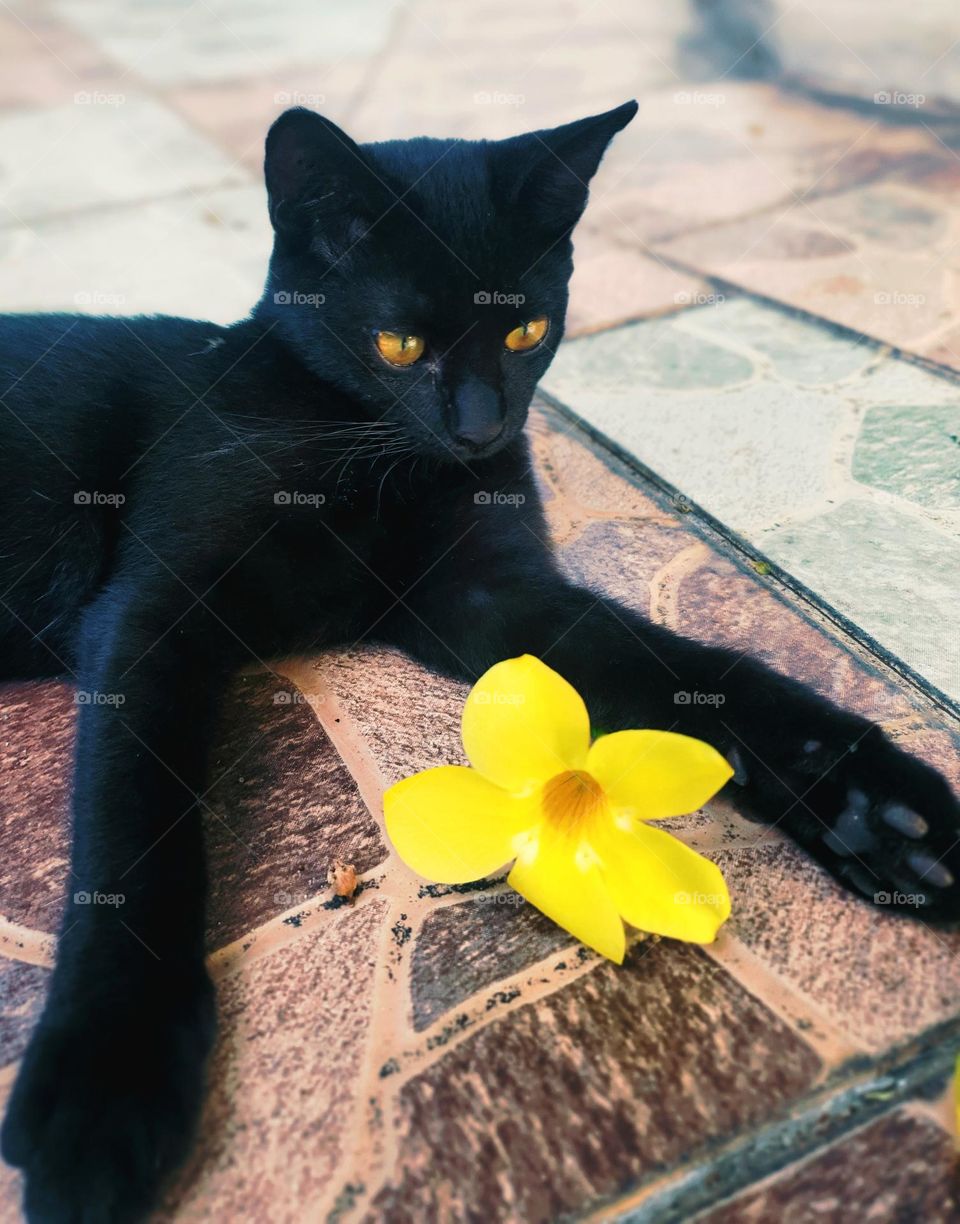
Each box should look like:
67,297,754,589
1,970,215,1224
727,723,960,920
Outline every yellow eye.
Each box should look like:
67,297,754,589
375,331,424,367
504,317,549,352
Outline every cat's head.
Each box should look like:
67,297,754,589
258,101,637,461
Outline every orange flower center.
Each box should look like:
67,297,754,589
540,770,606,836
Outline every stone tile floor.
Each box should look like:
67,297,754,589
1,1,959,1221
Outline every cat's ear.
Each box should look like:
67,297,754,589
264,108,391,249
500,100,638,240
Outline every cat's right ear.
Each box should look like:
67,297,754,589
264,108,391,250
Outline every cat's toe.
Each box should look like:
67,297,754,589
814,759,960,920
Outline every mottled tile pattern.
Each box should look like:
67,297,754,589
2,3,960,1220
656,152,960,372
695,1109,959,1223
0,958,50,1069
203,672,387,950
369,944,822,1223
0,680,73,933
410,897,573,1030
0,96,244,224
542,297,960,701
0,186,271,323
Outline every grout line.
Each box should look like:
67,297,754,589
536,383,960,724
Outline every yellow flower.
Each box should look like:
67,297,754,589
384,655,734,963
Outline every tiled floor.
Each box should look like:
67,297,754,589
1,1,959,1222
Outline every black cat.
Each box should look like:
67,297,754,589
1,102,957,1223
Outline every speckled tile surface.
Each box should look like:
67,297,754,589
541,298,960,702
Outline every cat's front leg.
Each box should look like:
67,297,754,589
1,582,234,1224
385,574,960,919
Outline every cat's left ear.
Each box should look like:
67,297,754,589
499,100,638,238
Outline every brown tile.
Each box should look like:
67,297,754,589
0,10,120,113
0,680,73,934
166,61,370,172
556,518,693,613
694,1108,957,1223
532,401,679,520
589,82,934,246
656,152,960,371
0,956,50,1069
369,943,821,1222
567,227,702,336
0,672,387,949
161,897,388,1220
203,671,387,950
716,840,960,1050
410,897,573,1030
674,553,960,794
311,647,470,789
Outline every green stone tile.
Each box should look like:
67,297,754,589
853,404,960,510
765,502,960,700
541,297,960,701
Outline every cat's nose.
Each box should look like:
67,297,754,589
450,378,504,450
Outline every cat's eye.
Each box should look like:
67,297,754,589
375,330,425,367
504,317,549,353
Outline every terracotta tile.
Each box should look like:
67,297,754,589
556,518,694,616
694,1108,957,1223
674,553,960,794
202,671,387,951
0,9,119,113
166,61,370,172
410,897,573,1031
369,943,821,1222
0,680,73,934
160,897,388,1220
311,647,470,788
0,957,50,1069
656,152,960,370
587,82,935,246
567,226,702,336
0,671,388,948
716,839,960,1051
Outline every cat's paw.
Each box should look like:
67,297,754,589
727,722,960,920
1,970,215,1224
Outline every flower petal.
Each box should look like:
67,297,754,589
594,819,730,943
587,729,733,821
384,766,531,884
462,655,590,794
508,824,625,963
